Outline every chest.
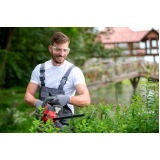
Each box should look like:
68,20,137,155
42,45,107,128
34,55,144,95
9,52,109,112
40,67,73,89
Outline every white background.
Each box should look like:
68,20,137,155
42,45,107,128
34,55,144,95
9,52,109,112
0,1,159,160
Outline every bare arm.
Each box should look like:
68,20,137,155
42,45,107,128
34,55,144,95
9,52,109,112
70,84,91,107
24,82,39,107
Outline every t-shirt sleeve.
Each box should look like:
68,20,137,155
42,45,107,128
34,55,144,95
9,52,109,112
30,64,40,85
71,67,86,86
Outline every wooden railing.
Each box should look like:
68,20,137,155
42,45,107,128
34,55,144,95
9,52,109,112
82,60,159,89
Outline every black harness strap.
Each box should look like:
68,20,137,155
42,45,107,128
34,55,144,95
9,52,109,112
39,63,75,89
40,63,45,86
58,65,75,92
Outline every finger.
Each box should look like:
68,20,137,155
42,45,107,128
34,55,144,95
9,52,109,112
52,98,57,103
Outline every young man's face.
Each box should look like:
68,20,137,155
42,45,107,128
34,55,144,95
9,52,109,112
49,42,69,66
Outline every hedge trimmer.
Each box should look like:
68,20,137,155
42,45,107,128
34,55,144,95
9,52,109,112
36,96,85,125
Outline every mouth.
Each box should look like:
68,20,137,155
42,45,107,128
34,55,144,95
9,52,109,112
51,53,66,64
57,56,64,61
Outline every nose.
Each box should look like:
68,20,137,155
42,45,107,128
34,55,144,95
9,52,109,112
60,49,67,55
58,50,65,56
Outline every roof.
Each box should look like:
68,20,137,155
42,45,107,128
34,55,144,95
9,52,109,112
98,27,159,44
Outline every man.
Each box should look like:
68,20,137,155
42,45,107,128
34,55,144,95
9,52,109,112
24,32,91,129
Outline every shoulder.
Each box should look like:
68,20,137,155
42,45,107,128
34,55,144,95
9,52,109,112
32,64,41,73
44,60,52,69
72,67,83,74
35,60,52,71
65,60,74,68
32,60,51,73
65,60,83,74
64,61,86,85
70,66,85,85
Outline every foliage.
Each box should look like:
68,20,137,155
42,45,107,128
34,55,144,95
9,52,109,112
0,89,36,133
0,27,57,88
0,100,27,132
106,46,124,62
30,79,159,133
30,106,74,133
0,27,117,89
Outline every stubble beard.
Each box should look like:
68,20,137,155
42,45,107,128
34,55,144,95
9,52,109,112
51,53,65,64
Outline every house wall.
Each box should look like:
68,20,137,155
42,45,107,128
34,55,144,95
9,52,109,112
104,43,115,49
102,29,159,58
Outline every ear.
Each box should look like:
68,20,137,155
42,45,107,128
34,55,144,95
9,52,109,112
48,45,52,53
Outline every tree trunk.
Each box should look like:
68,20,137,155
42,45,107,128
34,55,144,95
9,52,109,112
0,27,15,89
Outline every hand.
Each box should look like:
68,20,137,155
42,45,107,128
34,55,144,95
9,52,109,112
35,100,43,110
52,95,70,107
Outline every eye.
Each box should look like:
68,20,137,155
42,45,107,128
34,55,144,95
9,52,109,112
64,49,68,52
56,48,61,51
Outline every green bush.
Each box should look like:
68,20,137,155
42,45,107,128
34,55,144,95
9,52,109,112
30,79,159,133
0,105,26,132
0,100,35,133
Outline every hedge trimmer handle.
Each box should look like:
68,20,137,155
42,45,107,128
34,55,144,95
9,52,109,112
41,96,57,108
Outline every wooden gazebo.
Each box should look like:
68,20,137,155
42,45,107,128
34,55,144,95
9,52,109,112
98,27,159,62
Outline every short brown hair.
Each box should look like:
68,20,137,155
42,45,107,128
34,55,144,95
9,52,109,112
50,32,70,45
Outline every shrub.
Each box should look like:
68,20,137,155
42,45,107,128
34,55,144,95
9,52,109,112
0,100,27,132
30,79,159,133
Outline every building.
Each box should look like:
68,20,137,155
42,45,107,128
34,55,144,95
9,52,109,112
97,27,159,62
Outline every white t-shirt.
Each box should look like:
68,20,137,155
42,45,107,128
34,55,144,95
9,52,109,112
30,60,86,113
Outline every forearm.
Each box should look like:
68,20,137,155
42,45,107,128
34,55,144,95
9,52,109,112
24,92,38,107
70,94,91,107
24,82,39,107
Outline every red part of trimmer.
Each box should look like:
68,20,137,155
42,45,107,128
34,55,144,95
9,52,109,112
41,104,57,123
38,96,85,130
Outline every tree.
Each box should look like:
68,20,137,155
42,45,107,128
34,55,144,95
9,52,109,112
0,27,15,88
0,27,117,89
0,27,57,88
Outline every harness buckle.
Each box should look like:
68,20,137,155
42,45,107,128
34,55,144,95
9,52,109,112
60,77,68,85
40,68,45,73
40,74,45,81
